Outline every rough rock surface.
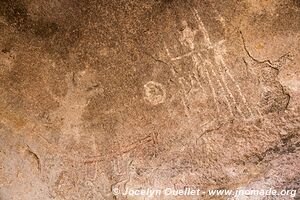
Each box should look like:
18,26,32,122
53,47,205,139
0,0,299,199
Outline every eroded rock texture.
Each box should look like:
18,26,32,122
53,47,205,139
0,0,299,199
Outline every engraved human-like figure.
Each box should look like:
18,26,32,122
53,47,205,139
44,66,103,148
164,8,258,122
179,20,198,50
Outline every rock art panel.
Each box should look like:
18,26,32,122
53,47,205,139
0,0,299,200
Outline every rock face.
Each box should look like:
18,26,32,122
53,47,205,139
0,0,299,199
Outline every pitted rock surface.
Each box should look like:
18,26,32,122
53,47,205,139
0,0,299,199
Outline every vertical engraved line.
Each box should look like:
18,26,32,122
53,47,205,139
192,8,211,46
218,57,254,117
191,55,206,94
198,52,245,118
198,53,220,114
178,77,192,120
164,41,179,77
204,59,234,117
209,54,246,118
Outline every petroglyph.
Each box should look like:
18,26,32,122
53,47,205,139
1,1,299,199
84,134,153,165
85,161,98,181
179,20,198,50
144,81,166,105
164,8,258,122
43,66,103,146
192,8,211,46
